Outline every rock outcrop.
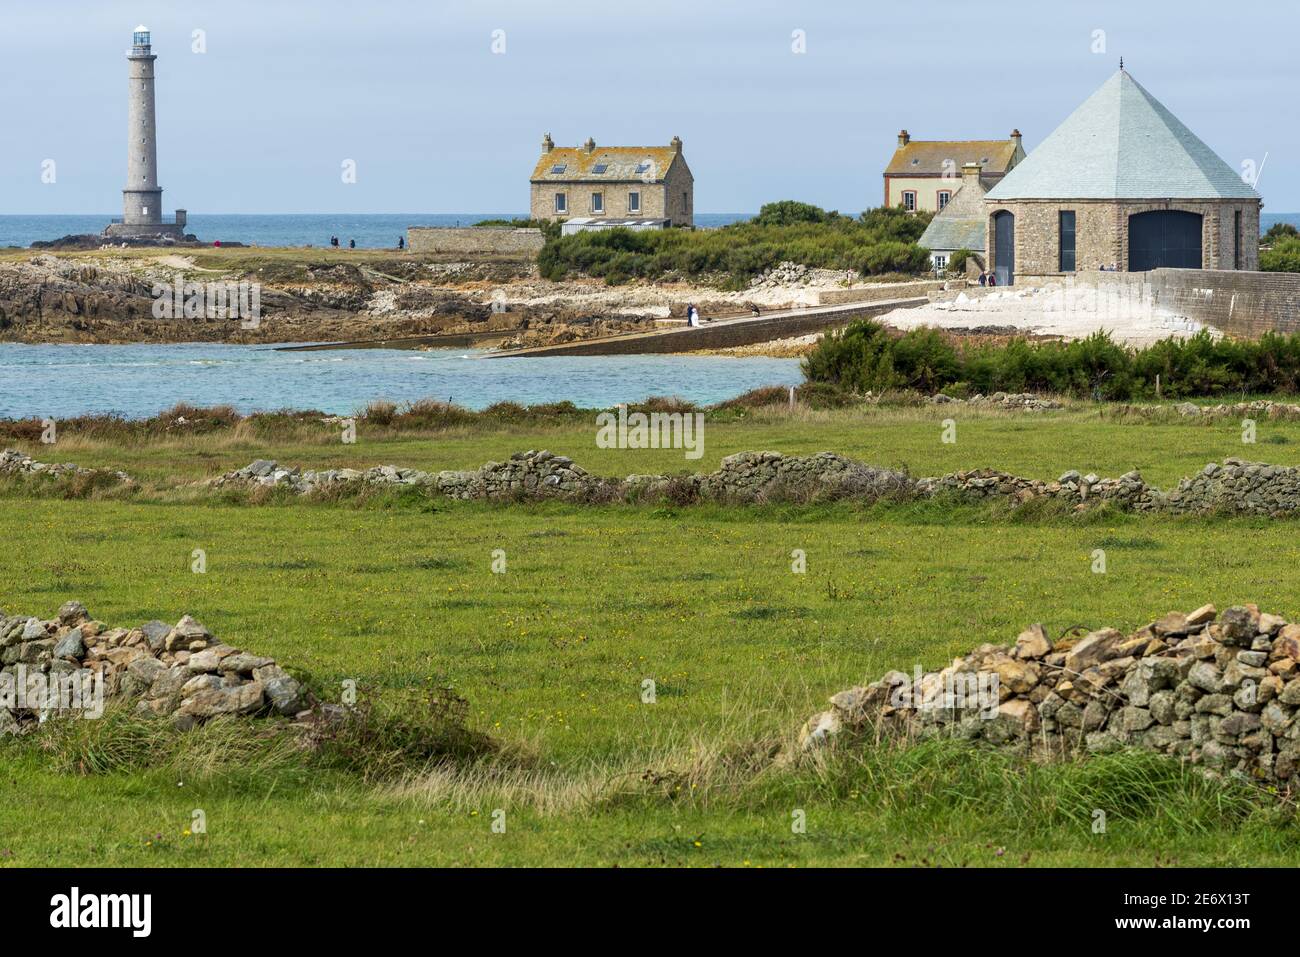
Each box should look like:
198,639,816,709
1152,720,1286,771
799,603,1300,792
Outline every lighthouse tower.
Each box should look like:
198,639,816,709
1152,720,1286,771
105,26,188,241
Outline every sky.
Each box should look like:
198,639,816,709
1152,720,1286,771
1,0,1295,214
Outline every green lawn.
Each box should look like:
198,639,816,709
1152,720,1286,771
3,407,1300,866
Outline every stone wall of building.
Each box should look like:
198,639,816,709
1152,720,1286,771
529,164,692,225
1073,269,1300,337
406,227,544,257
987,199,1260,278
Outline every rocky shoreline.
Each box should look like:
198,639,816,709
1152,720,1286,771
0,250,882,347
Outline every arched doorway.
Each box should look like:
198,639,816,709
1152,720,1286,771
1128,210,1202,271
993,211,1014,286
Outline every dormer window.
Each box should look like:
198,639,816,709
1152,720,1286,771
592,163,609,174
635,163,650,174
550,164,566,174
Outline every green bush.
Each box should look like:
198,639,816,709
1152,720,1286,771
1261,236,1300,272
1263,222,1300,244
537,203,933,286
803,320,1300,399
947,248,979,275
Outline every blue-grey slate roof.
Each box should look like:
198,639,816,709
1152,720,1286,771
985,70,1260,201
919,217,986,253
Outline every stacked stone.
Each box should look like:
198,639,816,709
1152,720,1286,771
202,450,1300,516
1163,459,1300,515
0,449,130,484
1172,400,1300,420
698,451,912,503
210,450,600,500
0,601,308,735
800,603,1300,791
917,467,1156,510
434,450,599,500
929,391,1064,411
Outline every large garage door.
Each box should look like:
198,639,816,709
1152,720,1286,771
1128,210,1202,271
993,211,1014,286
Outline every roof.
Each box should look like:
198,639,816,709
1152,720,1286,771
919,174,992,252
986,70,1260,201
532,146,680,183
885,140,1019,177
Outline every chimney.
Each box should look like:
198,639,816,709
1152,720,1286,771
670,135,683,154
542,133,554,153
583,137,596,154
961,162,982,188
898,129,910,147
1010,128,1022,149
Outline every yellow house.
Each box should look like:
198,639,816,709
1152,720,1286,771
884,130,1025,213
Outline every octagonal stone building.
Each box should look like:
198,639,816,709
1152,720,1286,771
983,69,1261,285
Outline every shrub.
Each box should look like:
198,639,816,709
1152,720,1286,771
1261,236,1300,272
803,319,1300,400
1263,222,1300,244
536,204,933,286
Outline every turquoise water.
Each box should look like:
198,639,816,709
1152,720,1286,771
0,343,802,420
0,213,754,249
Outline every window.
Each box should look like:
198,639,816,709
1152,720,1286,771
550,164,566,174
628,191,641,214
591,192,604,214
902,191,917,212
1059,210,1076,272
554,192,567,214
635,163,650,174
937,191,951,211
592,163,609,174
933,254,948,271
1234,210,1243,269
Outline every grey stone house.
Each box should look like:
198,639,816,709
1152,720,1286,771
983,69,1261,285
530,135,694,226
916,162,998,273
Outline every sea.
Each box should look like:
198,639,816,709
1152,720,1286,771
0,344,803,420
0,212,1293,250
0,213,753,250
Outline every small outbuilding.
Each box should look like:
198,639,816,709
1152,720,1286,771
983,68,1261,285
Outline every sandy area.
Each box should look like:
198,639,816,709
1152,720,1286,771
879,282,1213,346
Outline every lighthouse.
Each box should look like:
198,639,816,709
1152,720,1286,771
105,26,188,241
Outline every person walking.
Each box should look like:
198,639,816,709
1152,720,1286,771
978,270,987,287
349,238,356,249
988,271,997,287
398,236,405,250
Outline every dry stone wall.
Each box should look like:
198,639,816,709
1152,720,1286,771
0,601,309,735
799,603,1300,793
209,449,1300,516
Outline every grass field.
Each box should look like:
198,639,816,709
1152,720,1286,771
4,404,1300,866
